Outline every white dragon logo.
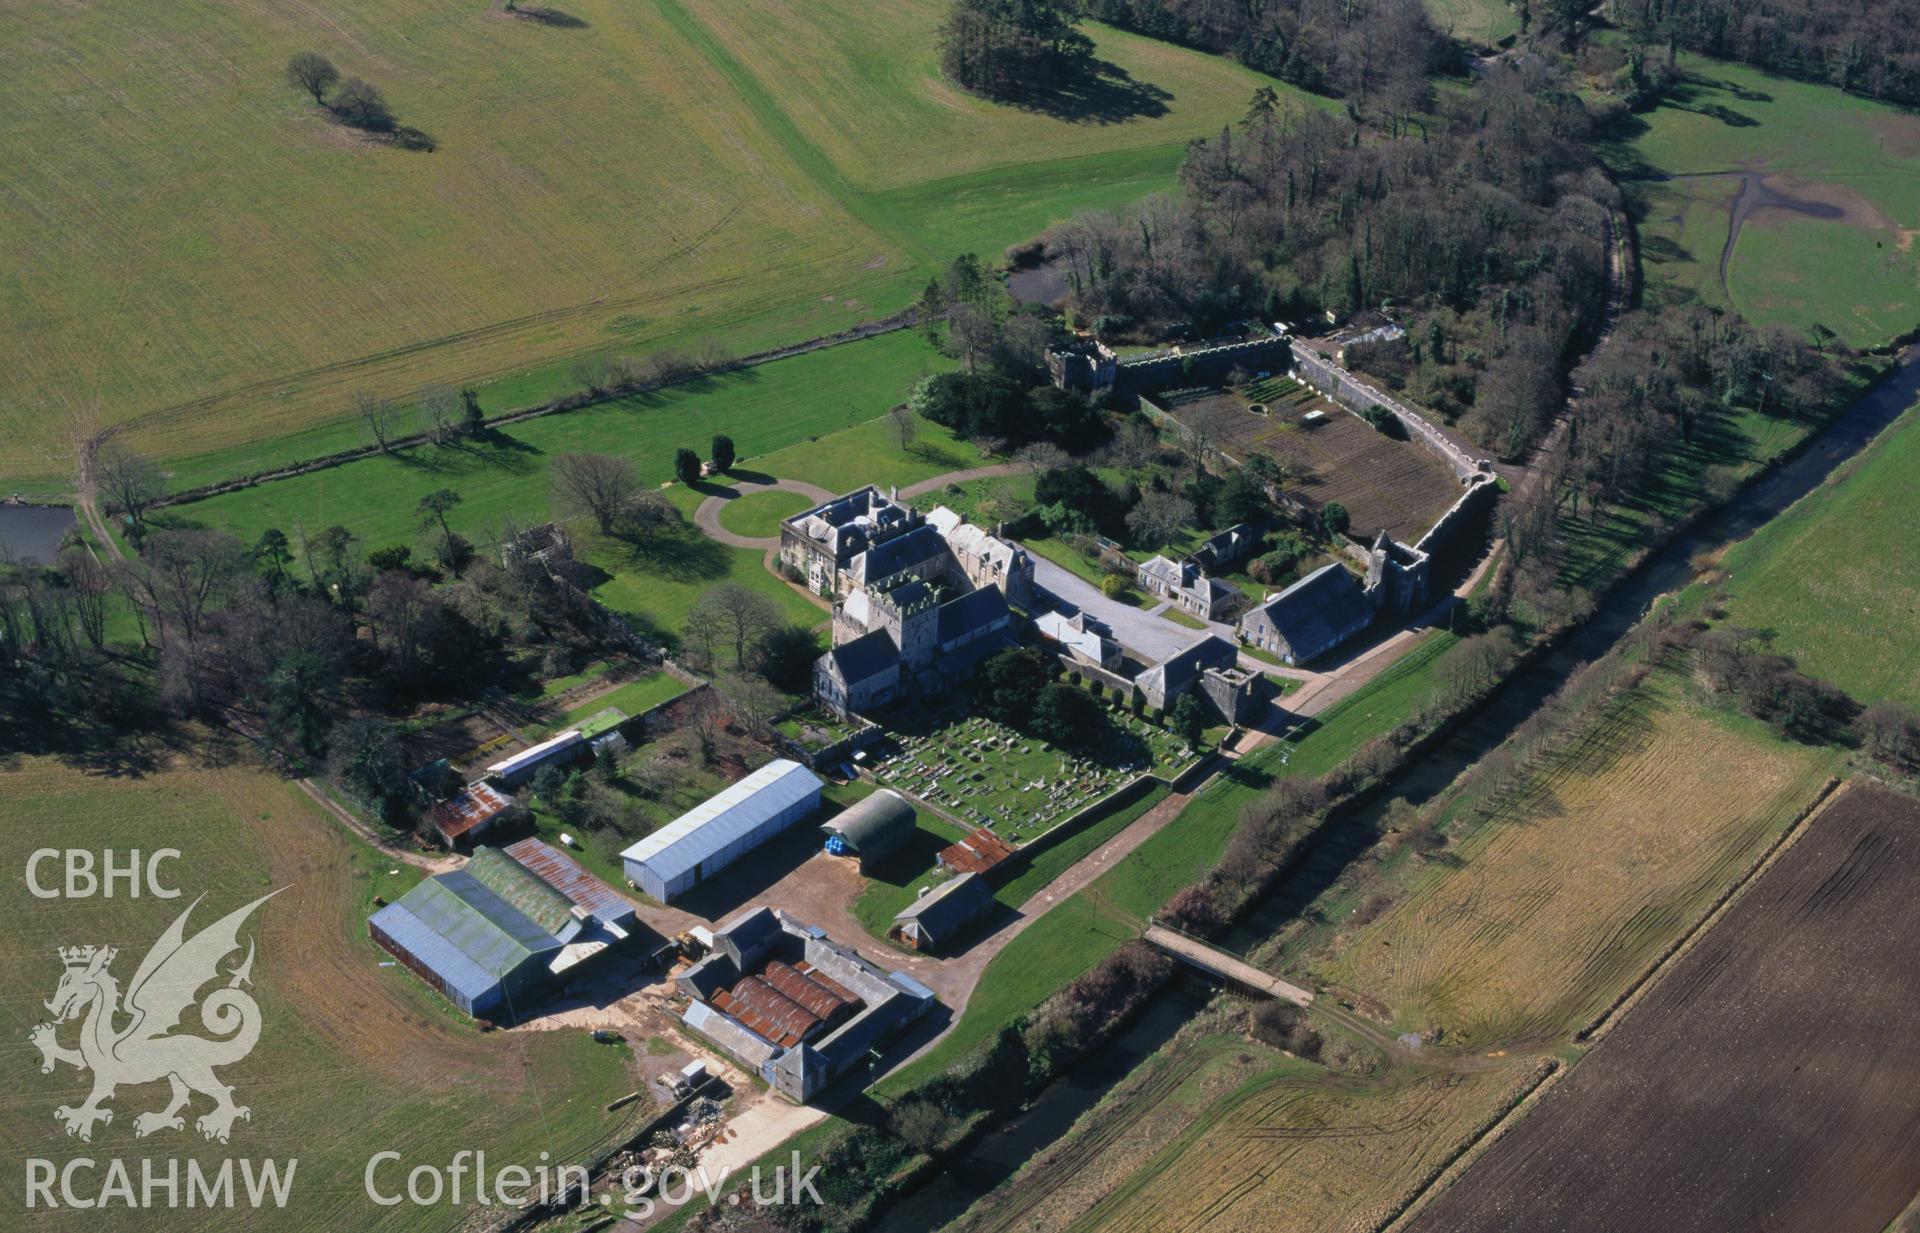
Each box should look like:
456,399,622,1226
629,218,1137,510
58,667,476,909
28,891,279,1144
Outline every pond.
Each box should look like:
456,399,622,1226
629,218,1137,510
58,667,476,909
0,503,78,565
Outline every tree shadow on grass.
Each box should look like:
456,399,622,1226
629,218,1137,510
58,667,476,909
510,5,588,27
393,431,542,477
619,527,731,582
1004,58,1174,125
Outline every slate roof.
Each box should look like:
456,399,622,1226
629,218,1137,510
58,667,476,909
936,586,1010,643
893,872,994,944
825,628,900,685
1138,634,1240,698
856,525,946,584
1244,563,1372,659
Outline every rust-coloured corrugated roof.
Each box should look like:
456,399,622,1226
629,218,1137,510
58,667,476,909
763,960,859,1021
502,837,635,924
939,826,1016,876
793,961,859,1004
429,783,514,843
713,976,819,1048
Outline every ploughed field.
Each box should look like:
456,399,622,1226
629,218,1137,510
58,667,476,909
1411,783,1920,1233
1157,381,1461,545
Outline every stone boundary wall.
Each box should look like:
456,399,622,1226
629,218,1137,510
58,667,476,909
1413,474,1500,564
1117,337,1292,393
1291,349,1490,483
1055,650,1140,705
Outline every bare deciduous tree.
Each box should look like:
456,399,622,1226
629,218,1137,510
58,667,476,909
418,384,460,445
1125,490,1196,549
285,51,339,106
59,548,111,650
550,452,639,534
93,442,166,528
356,392,403,454
888,403,918,455
687,582,781,670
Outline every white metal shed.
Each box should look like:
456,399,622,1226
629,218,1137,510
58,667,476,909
620,759,823,901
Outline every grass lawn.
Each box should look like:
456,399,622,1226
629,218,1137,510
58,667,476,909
1422,0,1521,44
0,752,639,1232
749,414,991,494
1,0,1305,492
163,333,940,646
716,490,814,539
1605,55,1920,348
168,332,945,554
552,671,687,731
1713,403,1920,709
1157,605,1207,630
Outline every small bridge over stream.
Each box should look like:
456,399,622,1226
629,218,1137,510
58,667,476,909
1143,923,1314,1006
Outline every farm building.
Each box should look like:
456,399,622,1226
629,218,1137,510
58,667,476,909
675,908,937,1102
369,838,643,1018
425,781,516,851
820,790,915,869
485,728,585,788
1238,563,1374,665
939,825,1016,876
620,759,824,902
1137,634,1261,723
1035,610,1122,670
890,873,994,952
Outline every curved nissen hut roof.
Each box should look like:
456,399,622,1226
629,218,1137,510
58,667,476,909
821,790,915,864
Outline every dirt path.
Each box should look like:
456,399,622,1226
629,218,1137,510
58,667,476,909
897,461,1023,500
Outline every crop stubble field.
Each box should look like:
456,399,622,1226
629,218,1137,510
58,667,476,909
972,677,1840,1232
0,0,1292,489
0,754,634,1230
1321,687,1836,1044
1410,782,1920,1233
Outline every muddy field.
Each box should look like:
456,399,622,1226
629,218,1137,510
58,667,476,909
1410,783,1920,1233
1156,382,1460,544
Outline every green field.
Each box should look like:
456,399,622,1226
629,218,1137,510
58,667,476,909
165,332,946,643
1,0,1303,491
0,755,637,1230
1714,404,1920,709
1608,56,1920,347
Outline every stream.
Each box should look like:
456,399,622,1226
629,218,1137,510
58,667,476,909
882,348,1920,1233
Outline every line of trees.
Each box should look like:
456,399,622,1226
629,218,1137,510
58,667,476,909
1072,0,1444,101
1612,0,1920,107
